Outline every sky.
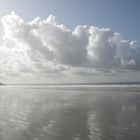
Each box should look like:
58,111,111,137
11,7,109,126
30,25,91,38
0,0,140,83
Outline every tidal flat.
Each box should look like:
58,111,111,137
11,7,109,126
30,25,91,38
0,85,140,140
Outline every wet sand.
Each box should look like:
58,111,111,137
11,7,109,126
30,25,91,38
0,85,140,140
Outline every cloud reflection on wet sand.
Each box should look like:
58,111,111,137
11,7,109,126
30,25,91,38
0,86,140,140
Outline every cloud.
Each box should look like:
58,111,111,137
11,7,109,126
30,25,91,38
0,12,140,79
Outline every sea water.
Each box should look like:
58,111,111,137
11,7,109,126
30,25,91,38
0,85,140,140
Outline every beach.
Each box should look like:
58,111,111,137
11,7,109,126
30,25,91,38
0,85,140,140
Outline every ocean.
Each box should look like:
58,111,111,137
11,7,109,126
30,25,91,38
0,84,140,140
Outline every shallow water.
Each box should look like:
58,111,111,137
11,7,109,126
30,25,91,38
0,85,140,140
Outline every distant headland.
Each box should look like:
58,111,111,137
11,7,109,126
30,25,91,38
0,82,4,85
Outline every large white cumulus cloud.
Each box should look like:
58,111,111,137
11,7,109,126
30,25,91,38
0,12,140,78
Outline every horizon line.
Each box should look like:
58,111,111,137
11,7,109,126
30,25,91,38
4,81,140,86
